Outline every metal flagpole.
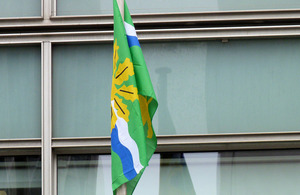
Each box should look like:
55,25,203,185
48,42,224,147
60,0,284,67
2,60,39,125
116,183,127,195
117,0,124,19
115,2,127,195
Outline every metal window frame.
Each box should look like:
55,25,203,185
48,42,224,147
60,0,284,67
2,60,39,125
1,25,300,43
49,9,300,25
1,24,300,43
42,41,53,195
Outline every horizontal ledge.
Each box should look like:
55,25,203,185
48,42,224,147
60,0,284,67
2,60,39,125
0,132,299,152
0,132,300,152
1,25,300,42
132,9,300,24
53,137,111,154
52,137,111,148
138,25,300,40
2,9,300,28
0,16,43,21
0,138,41,149
52,132,300,153
157,132,300,145
50,15,112,20
157,132,300,152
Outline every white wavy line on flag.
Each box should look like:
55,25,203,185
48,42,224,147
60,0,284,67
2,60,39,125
124,22,137,37
111,100,144,174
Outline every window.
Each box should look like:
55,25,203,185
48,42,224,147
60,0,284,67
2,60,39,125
1,0,300,195
57,155,111,195
56,0,300,16
0,156,41,194
144,39,300,135
57,150,300,194
52,44,111,138
0,0,41,18
0,45,41,139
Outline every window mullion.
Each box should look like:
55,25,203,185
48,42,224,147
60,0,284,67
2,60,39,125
42,41,53,195
43,0,52,19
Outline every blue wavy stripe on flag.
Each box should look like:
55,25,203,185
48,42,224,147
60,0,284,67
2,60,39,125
127,35,140,48
111,100,144,180
111,125,138,180
124,22,140,48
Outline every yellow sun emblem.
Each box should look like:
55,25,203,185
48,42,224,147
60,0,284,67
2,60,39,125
111,40,138,130
111,39,155,139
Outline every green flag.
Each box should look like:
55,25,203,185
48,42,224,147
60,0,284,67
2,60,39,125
111,0,158,194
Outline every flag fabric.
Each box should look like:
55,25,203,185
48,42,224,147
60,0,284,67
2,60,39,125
111,0,158,194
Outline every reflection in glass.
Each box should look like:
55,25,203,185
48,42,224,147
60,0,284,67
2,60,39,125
56,0,300,16
136,153,218,195
53,39,300,137
58,150,300,195
143,39,300,135
0,156,41,194
217,150,300,195
146,42,207,135
57,155,112,195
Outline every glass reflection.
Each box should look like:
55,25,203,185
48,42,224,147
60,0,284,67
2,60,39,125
144,39,300,135
58,150,300,195
0,156,41,195
52,39,300,137
57,155,112,195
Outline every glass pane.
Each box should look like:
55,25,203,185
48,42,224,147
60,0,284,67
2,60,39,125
0,0,40,18
53,39,300,137
216,150,300,195
57,155,111,195
52,44,112,137
127,0,300,13
0,46,41,139
143,39,300,135
58,150,300,194
56,0,300,16
57,0,109,16
0,156,41,194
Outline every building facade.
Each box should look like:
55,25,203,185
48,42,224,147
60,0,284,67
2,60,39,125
1,0,300,194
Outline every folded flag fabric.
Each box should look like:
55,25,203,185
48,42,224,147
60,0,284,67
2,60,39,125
111,0,158,194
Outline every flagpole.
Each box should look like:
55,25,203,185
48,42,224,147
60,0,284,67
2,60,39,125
115,1,126,194
117,0,124,19
116,183,127,195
